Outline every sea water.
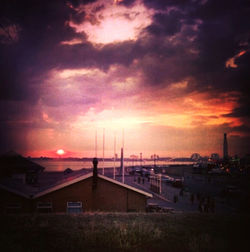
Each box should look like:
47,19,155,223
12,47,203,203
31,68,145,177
34,160,194,172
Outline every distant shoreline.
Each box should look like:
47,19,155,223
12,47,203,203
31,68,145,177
30,157,196,162
33,159,195,172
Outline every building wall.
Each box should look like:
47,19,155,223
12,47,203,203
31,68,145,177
93,178,146,212
34,177,147,212
93,178,127,211
0,188,31,213
33,177,93,212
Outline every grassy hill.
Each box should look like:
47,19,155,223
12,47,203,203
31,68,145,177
0,213,249,252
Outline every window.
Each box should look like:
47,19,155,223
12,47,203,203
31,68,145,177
37,202,52,213
6,203,21,214
67,201,83,213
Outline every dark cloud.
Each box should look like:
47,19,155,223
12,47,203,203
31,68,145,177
67,0,98,9
0,122,21,153
224,96,250,118
118,0,136,7
228,135,250,156
70,10,86,24
0,0,77,101
138,0,250,122
147,10,183,36
143,0,192,10
188,1,250,121
230,125,250,134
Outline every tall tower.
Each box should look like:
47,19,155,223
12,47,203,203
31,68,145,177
223,133,228,160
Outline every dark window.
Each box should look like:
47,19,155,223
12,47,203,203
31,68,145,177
67,201,83,213
37,202,52,213
6,203,21,214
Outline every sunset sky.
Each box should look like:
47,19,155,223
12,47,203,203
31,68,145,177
0,0,249,158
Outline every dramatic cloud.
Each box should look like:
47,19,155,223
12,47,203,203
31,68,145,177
0,0,249,157
67,0,154,44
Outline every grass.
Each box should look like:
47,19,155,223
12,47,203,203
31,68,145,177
0,213,249,252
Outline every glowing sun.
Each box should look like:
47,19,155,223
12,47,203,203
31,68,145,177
57,149,65,155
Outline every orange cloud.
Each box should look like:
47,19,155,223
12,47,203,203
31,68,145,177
226,50,246,68
132,89,242,129
60,38,83,45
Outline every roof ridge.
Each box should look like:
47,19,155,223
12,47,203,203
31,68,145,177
1,172,152,199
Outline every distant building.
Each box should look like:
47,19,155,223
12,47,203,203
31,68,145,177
130,155,138,160
0,151,44,184
211,153,220,161
190,153,201,161
151,154,159,160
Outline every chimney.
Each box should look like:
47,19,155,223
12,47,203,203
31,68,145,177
92,157,98,190
223,133,228,160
